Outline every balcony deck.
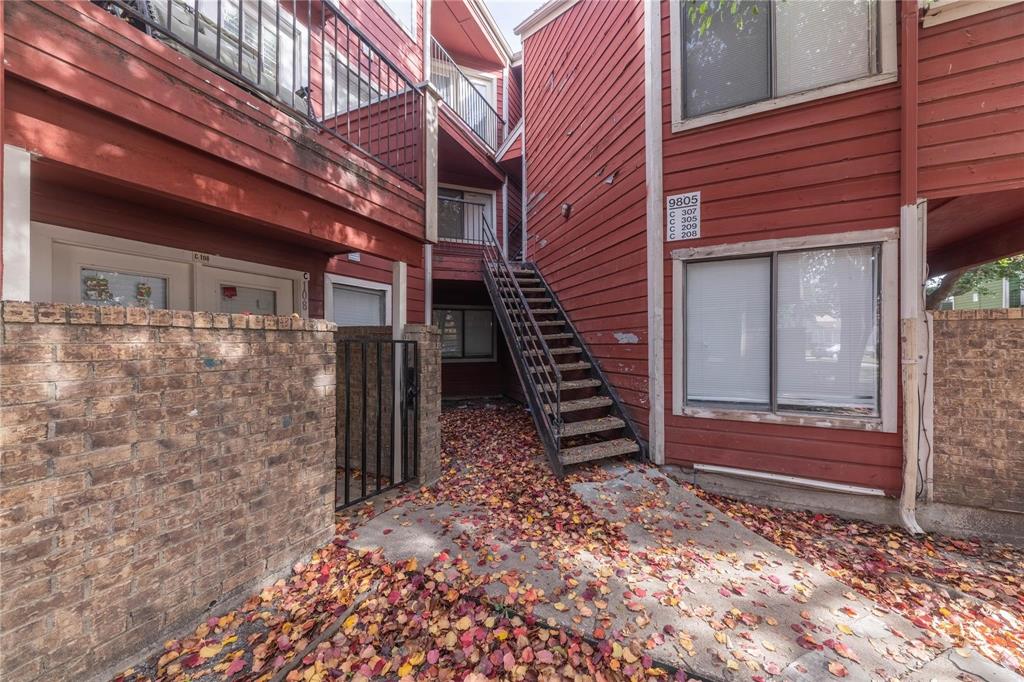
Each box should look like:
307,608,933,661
3,1,428,260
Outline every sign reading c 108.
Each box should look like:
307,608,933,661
666,191,701,242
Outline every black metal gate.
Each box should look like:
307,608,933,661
336,339,419,509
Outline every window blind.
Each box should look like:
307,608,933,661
686,257,771,406
775,246,878,413
464,310,494,357
775,0,872,96
333,284,385,327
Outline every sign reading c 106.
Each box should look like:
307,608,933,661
666,191,701,242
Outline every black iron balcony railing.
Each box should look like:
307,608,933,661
99,0,424,187
438,196,490,246
430,38,503,152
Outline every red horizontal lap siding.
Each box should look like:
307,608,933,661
917,3,1024,198
507,68,523,129
3,1,426,241
523,0,650,434
658,0,903,492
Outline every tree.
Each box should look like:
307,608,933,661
925,255,1024,309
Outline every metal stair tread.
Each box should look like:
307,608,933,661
559,415,624,436
537,378,602,391
529,361,590,372
544,396,612,413
559,438,639,465
525,346,581,355
543,333,574,340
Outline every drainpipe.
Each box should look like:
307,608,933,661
898,0,925,535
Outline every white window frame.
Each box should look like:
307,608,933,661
376,0,417,40
324,273,392,326
29,222,309,317
668,0,898,133
432,304,498,363
437,183,497,242
671,228,898,432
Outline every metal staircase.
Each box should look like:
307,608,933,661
479,222,645,476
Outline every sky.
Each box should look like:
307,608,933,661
484,0,547,52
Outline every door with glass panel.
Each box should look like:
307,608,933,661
51,243,192,310
197,267,293,315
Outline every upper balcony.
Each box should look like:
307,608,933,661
3,1,430,261
430,37,504,153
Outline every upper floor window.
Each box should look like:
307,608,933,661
670,0,896,130
378,0,416,38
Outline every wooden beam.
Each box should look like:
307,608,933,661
5,100,424,264
929,219,1024,274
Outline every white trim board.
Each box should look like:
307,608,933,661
922,0,1023,27
644,0,666,464
694,463,886,497
324,273,393,326
670,227,899,434
2,146,32,301
514,0,581,42
667,0,898,134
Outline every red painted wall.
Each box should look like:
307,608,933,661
658,0,903,491
339,0,425,82
507,67,523,130
327,252,427,325
521,0,650,434
917,3,1024,199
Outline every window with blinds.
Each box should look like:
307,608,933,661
431,308,496,360
682,0,878,118
683,244,880,417
332,284,386,327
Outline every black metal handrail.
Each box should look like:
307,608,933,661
430,38,503,151
479,212,563,467
438,196,489,245
99,0,424,187
507,220,523,261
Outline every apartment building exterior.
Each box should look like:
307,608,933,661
516,0,1023,528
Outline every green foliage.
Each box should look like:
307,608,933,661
684,0,762,34
928,256,1024,298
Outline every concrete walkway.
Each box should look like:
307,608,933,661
350,462,1021,682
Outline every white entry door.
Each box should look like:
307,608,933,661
197,267,294,316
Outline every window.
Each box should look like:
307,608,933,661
377,0,416,37
671,0,895,129
323,53,382,117
432,308,496,360
682,244,881,419
437,187,493,244
80,268,168,309
332,284,386,326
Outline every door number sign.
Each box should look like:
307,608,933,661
666,191,701,241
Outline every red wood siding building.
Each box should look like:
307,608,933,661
520,0,651,435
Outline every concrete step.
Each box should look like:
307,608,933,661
545,396,612,414
559,416,625,437
529,361,590,373
537,378,602,392
560,438,639,465
529,307,559,315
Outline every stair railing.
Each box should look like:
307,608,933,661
478,214,563,466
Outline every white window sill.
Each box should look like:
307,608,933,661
678,406,884,432
670,72,898,135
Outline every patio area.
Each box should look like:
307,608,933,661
113,402,1023,682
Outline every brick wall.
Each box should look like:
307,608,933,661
931,309,1024,513
0,302,337,681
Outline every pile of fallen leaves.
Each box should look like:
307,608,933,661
115,403,697,682
688,485,1024,674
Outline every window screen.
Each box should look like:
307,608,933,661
686,257,771,407
776,246,879,414
683,0,770,117
775,0,872,96
332,284,386,326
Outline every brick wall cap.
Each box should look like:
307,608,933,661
1,301,337,332
932,309,1022,321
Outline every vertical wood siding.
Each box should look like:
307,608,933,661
522,0,650,434
658,0,903,492
918,3,1024,198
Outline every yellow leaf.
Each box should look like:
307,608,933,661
455,616,472,630
398,662,413,677
837,624,854,635
409,651,425,666
199,643,222,658
343,614,359,633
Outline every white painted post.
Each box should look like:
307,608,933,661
899,199,927,534
424,86,441,245
3,145,32,301
392,261,408,480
